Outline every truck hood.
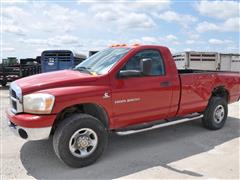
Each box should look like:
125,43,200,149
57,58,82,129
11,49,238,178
15,70,98,94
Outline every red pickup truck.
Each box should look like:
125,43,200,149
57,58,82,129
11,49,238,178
6,45,240,167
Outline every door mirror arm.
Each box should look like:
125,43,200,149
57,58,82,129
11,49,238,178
118,70,141,78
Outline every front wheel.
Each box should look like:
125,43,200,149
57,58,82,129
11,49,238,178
202,97,228,130
53,113,108,168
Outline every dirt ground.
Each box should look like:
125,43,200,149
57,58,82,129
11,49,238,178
1,86,239,179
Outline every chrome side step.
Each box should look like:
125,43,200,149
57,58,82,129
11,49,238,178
116,114,203,136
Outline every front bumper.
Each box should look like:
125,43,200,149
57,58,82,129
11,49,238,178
6,109,56,141
7,120,51,141
6,109,56,128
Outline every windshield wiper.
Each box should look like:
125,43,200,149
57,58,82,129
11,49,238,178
74,66,92,74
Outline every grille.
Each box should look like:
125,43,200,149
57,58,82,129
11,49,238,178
9,83,23,114
11,89,17,99
12,100,17,110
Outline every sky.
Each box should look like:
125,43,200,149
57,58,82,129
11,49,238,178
1,0,239,60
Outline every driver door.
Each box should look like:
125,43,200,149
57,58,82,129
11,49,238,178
111,49,173,127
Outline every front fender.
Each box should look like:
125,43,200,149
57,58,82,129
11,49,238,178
38,85,112,117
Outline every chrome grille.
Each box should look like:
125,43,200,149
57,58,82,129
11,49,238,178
12,100,17,110
11,89,17,99
9,82,23,114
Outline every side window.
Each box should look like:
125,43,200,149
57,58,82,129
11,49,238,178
122,49,165,75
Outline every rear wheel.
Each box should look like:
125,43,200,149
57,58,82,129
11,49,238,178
53,113,108,168
202,97,228,130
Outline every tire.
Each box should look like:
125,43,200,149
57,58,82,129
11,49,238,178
1,81,7,87
53,113,108,168
202,97,228,130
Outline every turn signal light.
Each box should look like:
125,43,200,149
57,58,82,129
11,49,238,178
110,44,128,47
132,43,140,46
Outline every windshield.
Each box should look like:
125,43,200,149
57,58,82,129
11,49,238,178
74,47,131,75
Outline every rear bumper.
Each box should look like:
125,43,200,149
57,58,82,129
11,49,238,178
229,95,240,104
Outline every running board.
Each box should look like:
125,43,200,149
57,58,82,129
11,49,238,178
116,114,203,136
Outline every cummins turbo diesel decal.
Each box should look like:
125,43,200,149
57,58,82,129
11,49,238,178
114,98,141,104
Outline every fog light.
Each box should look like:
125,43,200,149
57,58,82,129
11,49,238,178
18,129,28,139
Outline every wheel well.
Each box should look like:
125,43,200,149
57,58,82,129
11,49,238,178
211,86,229,102
51,103,109,134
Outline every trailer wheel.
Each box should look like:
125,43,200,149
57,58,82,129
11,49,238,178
53,113,108,168
1,81,7,87
202,97,228,130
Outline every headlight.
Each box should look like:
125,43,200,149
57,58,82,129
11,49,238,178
23,93,55,114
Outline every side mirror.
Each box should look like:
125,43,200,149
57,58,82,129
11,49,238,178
140,58,152,76
118,58,152,78
118,70,141,78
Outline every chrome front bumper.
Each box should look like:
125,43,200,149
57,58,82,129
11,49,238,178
7,119,51,141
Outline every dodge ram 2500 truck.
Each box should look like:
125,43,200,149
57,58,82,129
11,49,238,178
6,45,240,168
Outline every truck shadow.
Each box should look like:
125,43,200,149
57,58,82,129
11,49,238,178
20,117,240,179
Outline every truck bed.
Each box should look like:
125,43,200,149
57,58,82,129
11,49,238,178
177,69,240,116
178,69,240,74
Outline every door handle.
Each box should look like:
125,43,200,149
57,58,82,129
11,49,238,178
160,81,171,87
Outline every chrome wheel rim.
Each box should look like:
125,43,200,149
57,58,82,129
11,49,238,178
69,128,98,158
214,105,225,123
